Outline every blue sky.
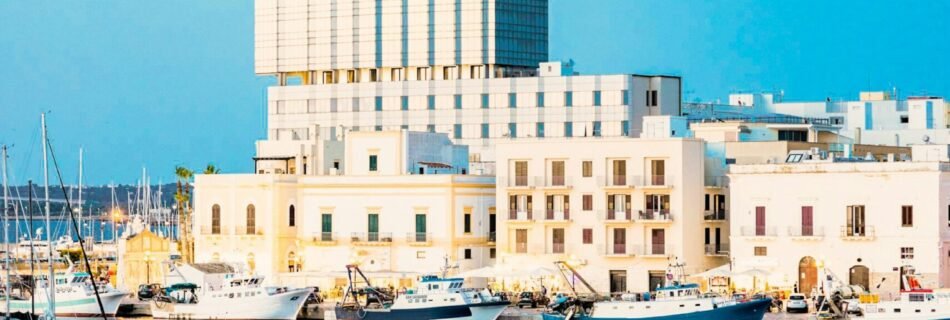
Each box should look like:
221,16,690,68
1,0,948,185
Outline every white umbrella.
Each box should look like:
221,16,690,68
693,264,734,278
738,268,770,278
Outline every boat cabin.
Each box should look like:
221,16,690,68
653,283,701,301
414,276,465,295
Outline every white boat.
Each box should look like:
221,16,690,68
859,274,950,319
334,265,509,320
1,271,128,317
150,275,313,320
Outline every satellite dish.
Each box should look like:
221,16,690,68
923,135,931,143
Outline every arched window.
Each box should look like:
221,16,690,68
211,204,221,234
289,205,296,227
246,204,256,234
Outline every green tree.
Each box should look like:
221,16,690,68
174,165,194,263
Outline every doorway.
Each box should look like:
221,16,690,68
799,256,818,296
609,270,627,294
648,271,666,292
849,265,870,290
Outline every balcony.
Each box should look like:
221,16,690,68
604,243,638,257
599,209,633,224
642,243,674,257
406,232,432,246
508,209,534,223
544,176,572,189
705,176,728,188
704,210,727,222
739,226,778,239
351,232,393,245
788,226,825,240
543,209,571,223
840,226,876,241
311,232,337,245
639,210,673,223
234,226,263,236
598,175,639,189
704,243,730,256
506,176,539,189
643,175,674,188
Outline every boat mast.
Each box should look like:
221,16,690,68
41,113,56,317
78,148,83,243
3,145,11,319
28,181,34,316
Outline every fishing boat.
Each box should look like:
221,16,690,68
150,275,312,319
334,264,509,320
542,261,771,320
1,271,128,317
857,273,950,319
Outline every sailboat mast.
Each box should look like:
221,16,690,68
78,148,83,242
41,113,55,316
3,145,11,319
28,181,34,316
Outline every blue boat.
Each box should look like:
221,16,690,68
542,262,771,320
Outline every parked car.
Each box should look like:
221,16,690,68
516,291,539,308
786,293,809,313
137,283,161,300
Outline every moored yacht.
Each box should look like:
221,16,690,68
858,273,950,319
150,275,312,320
1,271,128,317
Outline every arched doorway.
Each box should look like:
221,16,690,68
850,265,869,290
799,256,818,296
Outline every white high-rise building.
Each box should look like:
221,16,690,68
253,0,682,174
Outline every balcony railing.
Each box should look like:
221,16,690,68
651,175,666,186
201,225,223,235
515,243,528,254
406,232,431,243
314,232,335,242
640,209,672,222
705,176,728,188
234,226,263,236
488,232,496,243
509,208,533,221
739,226,778,237
840,226,876,239
552,243,565,254
644,243,672,256
547,176,572,188
545,209,571,221
601,209,633,222
789,226,824,238
351,232,393,243
515,175,529,186
704,243,730,256
612,243,627,255
704,210,727,221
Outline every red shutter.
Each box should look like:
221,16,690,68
755,206,766,236
801,206,813,236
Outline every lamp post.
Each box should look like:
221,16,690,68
144,251,152,284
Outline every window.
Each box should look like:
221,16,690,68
464,249,472,259
651,90,658,106
427,124,435,133
552,228,565,253
754,246,767,256
321,214,332,240
564,122,573,137
622,90,629,105
489,248,496,259
481,123,490,138
508,123,517,138
593,91,601,106
831,117,844,125
417,67,428,80
582,229,593,244
463,213,472,233
536,122,545,138
592,121,602,137
900,115,909,124
453,124,462,139
400,125,408,130
401,96,409,110
368,213,379,238
246,204,256,234
901,247,914,259
846,205,866,236
582,161,592,177
369,69,378,82
347,70,356,83
565,91,573,107
415,214,426,241
515,229,528,253
621,120,630,136
778,130,808,142
582,194,593,211
288,205,296,227
902,206,913,227
417,251,426,259
481,94,489,109
211,204,221,234
375,96,383,111
536,92,545,108
509,93,517,108
454,94,462,109
427,95,435,110
369,155,378,172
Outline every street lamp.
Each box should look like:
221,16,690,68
144,251,152,284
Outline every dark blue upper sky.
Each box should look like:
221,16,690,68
2,0,948,185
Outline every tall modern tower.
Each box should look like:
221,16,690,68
253,0,682,175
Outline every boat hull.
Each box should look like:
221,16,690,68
542,298,772,320
151,287,311,320
335,303,475,320
2,290,127,317
465,301,509,320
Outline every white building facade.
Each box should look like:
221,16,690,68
494,137,728,293
728,144,950,297
253,0,682,174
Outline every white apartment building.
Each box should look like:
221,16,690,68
494,137,728,293
716,91,950,146
193,131,496,288
728,144,950,297
253,0,682,174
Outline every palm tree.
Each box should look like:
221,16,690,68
203,163,220,175
174,165,194,263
